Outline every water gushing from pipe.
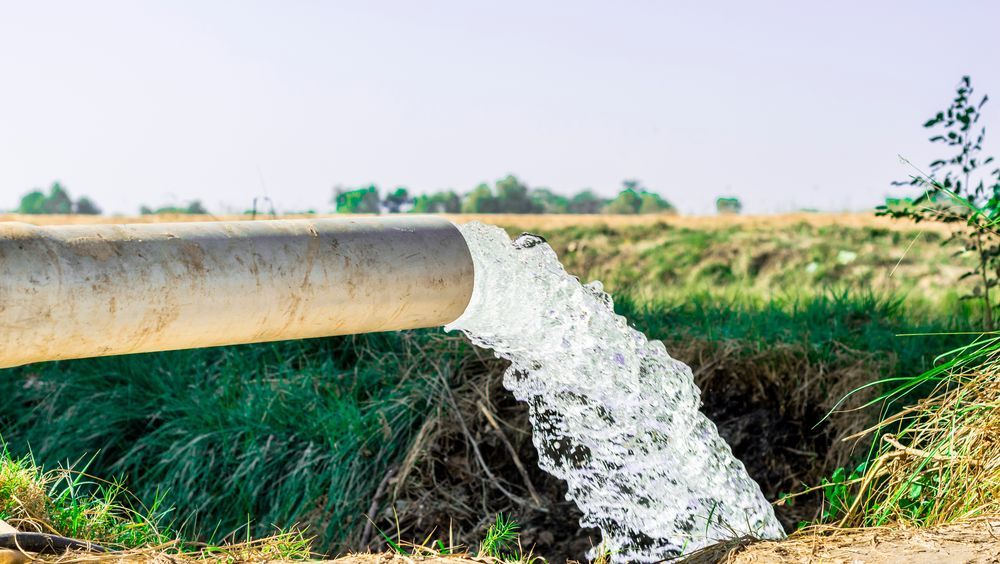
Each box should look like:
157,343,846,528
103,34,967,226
445,223,784,562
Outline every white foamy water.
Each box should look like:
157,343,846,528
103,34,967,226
445,223,784,562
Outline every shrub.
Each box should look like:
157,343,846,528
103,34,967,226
716,197,742,214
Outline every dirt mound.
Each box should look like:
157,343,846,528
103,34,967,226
369,336,881,561
686,517,1000,563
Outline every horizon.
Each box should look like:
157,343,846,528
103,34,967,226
2,1,999,215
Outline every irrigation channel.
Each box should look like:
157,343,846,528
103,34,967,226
0,217,783,561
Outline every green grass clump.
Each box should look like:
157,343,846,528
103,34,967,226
0,331,473,553
0,441,312,559
0,441,169,548
44,471,169,547
478,513,520,559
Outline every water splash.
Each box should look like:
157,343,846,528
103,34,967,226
445,223,784,562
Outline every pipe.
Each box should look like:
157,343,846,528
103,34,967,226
0,217,474,369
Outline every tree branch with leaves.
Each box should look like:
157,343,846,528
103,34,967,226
878,76,1000,329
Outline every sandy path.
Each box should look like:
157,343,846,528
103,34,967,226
694,517,1000,564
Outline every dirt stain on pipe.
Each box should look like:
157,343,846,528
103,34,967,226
65,236,120,262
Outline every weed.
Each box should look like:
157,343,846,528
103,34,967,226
479,513,520,559
818,464,865,521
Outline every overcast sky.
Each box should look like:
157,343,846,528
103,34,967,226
1,1,999,215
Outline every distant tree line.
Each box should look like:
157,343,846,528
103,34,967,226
11,177,745,216
140,201,209,215
333,175,679,215
12,181,210,216
16,182,101,215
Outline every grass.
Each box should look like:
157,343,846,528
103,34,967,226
478,513,521,559
616,290,970,385
1,331,474,553
0,441,544,562
0,441,312,560
0,447,48,523
364,512,538,562
531,221,977,309
0,443,168,548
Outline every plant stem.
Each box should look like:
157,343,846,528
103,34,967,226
976,229,995,330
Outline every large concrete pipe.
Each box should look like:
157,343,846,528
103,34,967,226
0,217,474,369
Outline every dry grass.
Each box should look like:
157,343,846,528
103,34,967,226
679,338,883,524
832,358,1000,527
0,212,945,233
325,555,541,564
323,556,486,564
13,534,313,563
0,459,47,522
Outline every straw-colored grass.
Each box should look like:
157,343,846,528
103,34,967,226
13,535,313,562
831,353,1000,527
0,211,944,234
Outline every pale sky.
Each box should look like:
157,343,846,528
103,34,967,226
1,1,998,215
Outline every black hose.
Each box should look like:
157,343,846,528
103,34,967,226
0,532,110,554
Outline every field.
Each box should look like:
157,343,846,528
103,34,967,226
1,212,996,562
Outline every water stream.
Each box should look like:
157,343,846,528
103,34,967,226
445,222,784,562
